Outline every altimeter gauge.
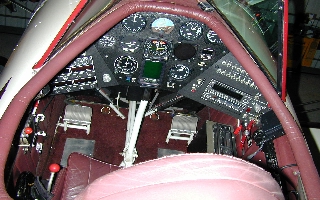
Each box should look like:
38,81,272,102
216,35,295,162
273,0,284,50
114,56,138,74
122,13,146,32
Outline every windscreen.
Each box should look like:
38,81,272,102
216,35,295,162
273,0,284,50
209,0,283,84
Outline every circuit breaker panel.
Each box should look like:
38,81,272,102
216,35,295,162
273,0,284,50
51,55,97,94
178,53,270,121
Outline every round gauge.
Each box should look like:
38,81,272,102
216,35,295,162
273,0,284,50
114,56,138,74
179,21,203,40
169,64,190,80
151,18,174,34
207,30,223,44
144,40,170,59
99,35,116,47
122,13,146,32
120,36,141,53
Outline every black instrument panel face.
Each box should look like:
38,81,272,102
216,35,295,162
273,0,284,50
51,12,269,121
93,12,228,91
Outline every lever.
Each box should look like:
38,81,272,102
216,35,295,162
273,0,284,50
47,163,60,191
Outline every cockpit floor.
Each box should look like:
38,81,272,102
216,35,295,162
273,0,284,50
13,94,237,182
30,94,189,179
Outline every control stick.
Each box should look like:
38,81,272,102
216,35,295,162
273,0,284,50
47,163,60,191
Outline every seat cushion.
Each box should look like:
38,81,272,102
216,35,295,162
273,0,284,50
76,154,284,200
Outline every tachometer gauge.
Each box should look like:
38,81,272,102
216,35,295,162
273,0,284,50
120,36,141,53
169,64,190,80
114,56,138,74
179,21,203,40
151,18,174,34
99,35,116,47
207,30,223,44
122,13,146,32
144,40,171,59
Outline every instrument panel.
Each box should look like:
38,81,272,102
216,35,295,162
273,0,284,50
92,12,228,91
51,12,269,121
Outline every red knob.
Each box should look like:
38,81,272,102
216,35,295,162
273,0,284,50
24,127,33,135
49,163,60,173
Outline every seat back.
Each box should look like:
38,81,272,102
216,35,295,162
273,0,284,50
51,153,121,200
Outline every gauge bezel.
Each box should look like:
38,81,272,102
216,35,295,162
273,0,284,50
144,39,171,60
114,55,138,75
122,13,146,32
169,64,190,81
151,17,175,34
179,21,203,40
120,36,141,53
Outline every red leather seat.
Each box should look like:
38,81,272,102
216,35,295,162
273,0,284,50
51,153,121,200
76,154,284,200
